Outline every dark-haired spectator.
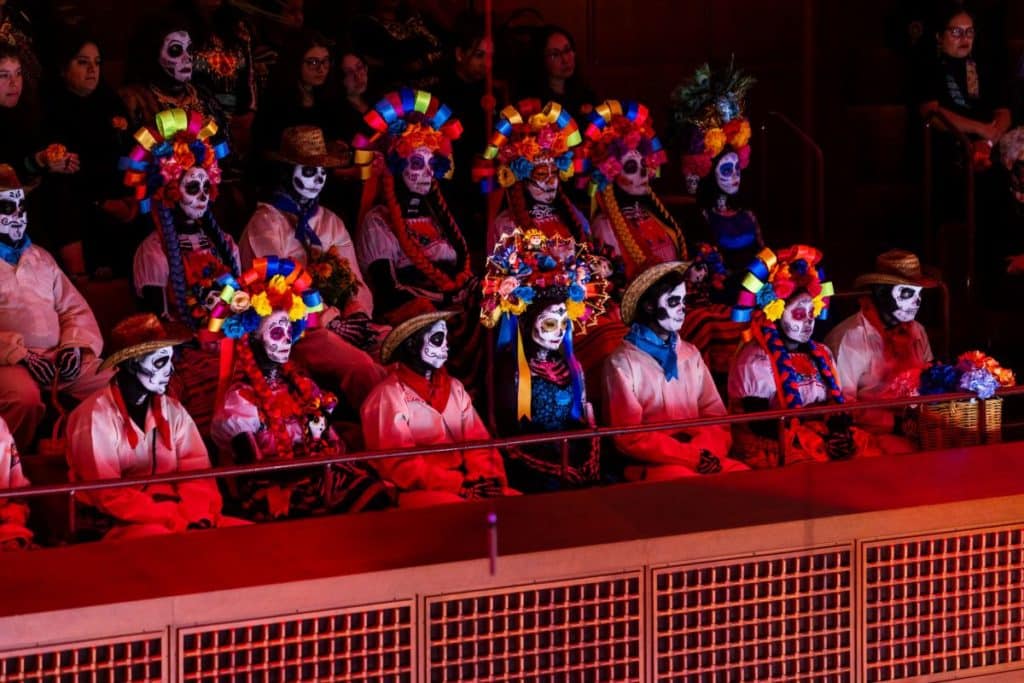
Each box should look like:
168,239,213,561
349,0,443,92
517,25,596,120
0,1,39,86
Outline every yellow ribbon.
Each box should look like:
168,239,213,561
820,281,835,298
501,106,523,126
757,248,777,273
155,109,188,141
198,120,218,140
517,326,531,421
608,100,623,117
208,318,224,333
543,102,562,124
595,103,612,122
742,273,764,294
134,128,158,151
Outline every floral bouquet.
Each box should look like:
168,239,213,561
919,351,1016,399
308,246,361,311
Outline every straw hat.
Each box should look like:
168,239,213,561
100,314,192,370
381,311,455,364
267,125,343,167
853,250,940,289
0,163,37,193
620,261,692,326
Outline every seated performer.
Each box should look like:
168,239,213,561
728,245,877,467
239,125,386,409
353,89,474,324
361,311,512,506
481,230,609,492
826,250,937,449
584,100,687,280
210,258,393,520
481,98,588,251
66,314,240,541
604,262,747,480
0,415,33,550
0,164,111,451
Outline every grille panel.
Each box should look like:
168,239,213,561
0,634,164,683
653,547,854,682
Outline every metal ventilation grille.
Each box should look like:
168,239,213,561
178,602,414,683
864,527,1024,682
653,547,853,682
426,573,643,681
0,634,164,682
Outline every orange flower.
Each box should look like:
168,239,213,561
111,116,128,131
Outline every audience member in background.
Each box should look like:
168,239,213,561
0,414,33,551
332,49,374,228
40,29,134,279
0,164,111,453
349,0,443,92
0,0,40,86
517,25,596,120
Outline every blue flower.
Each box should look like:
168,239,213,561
536,254,556,271
919,362,961,395
431,155,451,179
387,119,407,135
590,169,609,191
960,369,999,399
510,157,534,181
222,316,247,339
555,152,574,172
568,283,585,302
755,283,777,308
241,309,262,333
512,286,535,303
152,141,173,158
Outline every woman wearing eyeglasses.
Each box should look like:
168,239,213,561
517,25,598,121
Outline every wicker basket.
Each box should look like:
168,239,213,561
918,398,1002,451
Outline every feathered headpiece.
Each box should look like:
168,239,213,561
476,99,583,191
732,245,834,324
581,100,667,194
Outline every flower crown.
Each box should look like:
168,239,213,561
732,245,834,323
480,229,608,332
582,100,667,193
120,108,228,213
353,88,462,180
689,242,728,291
478,99,583,191
208,257,325,341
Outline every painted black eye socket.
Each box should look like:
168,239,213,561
666,296,683,308
898,288,917,300
622,159,639,175
167,44,185,58
153,356,170,369
301,166,320,178
428,332,446,346
184,180,211,196
0,200,22,215
408,156,427,171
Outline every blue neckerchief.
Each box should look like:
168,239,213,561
270,192,322,249
624,322,679,381
0,235,30,266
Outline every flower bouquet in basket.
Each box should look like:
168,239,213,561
308,246,361,311
916,351,1015,450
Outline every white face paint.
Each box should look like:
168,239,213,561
307,415,327,440
177,167,211,220
532,303,569,351
715,151,741,195
291,165,326,201
614,150,650,196
779,292,815,344
258,311,293,365
890,285,923,323
402,146,434,196
419,320,448,370
655,282,687,333
130,346,174,395
0,188,26,241
159,30,193,83
526,160,558,204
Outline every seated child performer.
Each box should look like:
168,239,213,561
0,415,33,550
361,311,513,507
0,164,111,451
727,245,878,467
210,258,394,520
239,125,386,409
826,250,937,449
603,261,748,480
66,314,242,541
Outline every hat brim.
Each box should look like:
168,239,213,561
381,311,456,364
620,260,692,326
99,336,192,371
266,151,344,168
853,266,941,290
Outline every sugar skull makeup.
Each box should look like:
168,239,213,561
890,285,923,323
291,165,326,201
258,311,293,365
0,188,27,241
419,320,448,369
615,150,650,196
129,347,174,395
526,160,559,204
402,146,435,196
779,292,815,344
159,30,193,83
532,303,569,351
177,167,211,220
715,151,741,195
655,283,687,333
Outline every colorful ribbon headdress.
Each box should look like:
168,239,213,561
119,108,228,214
475,99,583,192
732,245,834,324
581,100,667,195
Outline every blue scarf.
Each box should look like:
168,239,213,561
0,235,30,266
271,192,321,249
624,322,679,381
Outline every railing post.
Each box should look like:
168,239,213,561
776,417,788,468
560,438,570,483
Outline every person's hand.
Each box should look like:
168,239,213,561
328,313,375,349
1006,254,1024,274
459,478,504,499
55,347,83,381
187,518,213,530
695,449,723,474
824,413,856,461
36,145,80,174
21,351,56,385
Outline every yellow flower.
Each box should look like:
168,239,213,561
811,295,826,318
288,294,306,321
500,298,527,315
764,298,785,321
566,299,586,320
730,120,752,148
267,275,289,295
229,292,251,313
251,292,272,317
704,128,726,157
497,166,516,188
559,168,574,181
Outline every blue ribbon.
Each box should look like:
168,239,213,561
562,326,584,422
749,258,770,282
731,307,753,323
497,313,517,350
432,104,452,129
376,101,398,124
399,88,415,114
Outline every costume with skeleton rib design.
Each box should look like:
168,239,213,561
0,415,33,549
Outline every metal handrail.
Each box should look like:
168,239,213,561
921,108,976,302
758,110,826,245
11,384,1024,500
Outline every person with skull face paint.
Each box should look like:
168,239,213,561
240,125,386,410
353,89,475,324
826,250,937,448
66,314,241,541
583,100,687,281
0,165,113,451
361,312,511,506
481,231,609,492
603,262,748,480
0,415,33,550
210,258,394,519
727,246,878,468
128,108,240,439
